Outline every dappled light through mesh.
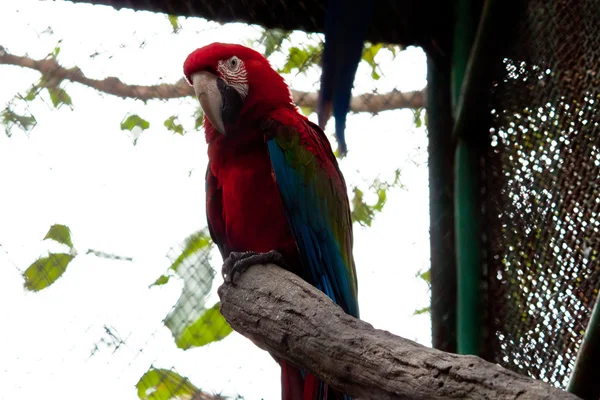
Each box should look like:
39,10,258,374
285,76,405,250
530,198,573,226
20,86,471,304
483,0,600,388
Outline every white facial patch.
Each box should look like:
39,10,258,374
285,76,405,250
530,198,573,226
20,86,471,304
217,58,249,99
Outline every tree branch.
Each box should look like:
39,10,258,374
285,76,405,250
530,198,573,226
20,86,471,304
0,46,425,113
218,264,580,400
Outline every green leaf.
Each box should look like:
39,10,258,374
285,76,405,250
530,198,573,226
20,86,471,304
413,306,431,316
169,230,212,272
279,44,322,75
167,15,180,33
351,187,374,227
164,229,217,348
260,28,290,58
163,115,184,135
2,107,37,136
372,187,387,212
120,114,150,131
393,168,402,186
43,224,73,248
194,108,204,130
413,108,424,128
150,275,170,287
52,43,61,58
49,39,62,59
47,87,72,109
23,253,75,292
419,269,431,284
136,368,200,400
172,302,233,349
362,43,383,81
351,171,404,227
300,106,313,117
24,86,40,101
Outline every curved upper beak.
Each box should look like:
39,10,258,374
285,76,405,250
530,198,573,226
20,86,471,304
191,71,226,135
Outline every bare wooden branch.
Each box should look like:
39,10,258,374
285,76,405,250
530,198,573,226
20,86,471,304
0,46,425,113
218,264,580,400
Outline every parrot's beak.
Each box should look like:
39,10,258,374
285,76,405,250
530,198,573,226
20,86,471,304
191,71,226,135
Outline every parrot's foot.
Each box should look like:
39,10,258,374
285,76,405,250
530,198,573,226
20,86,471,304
222,250,286,284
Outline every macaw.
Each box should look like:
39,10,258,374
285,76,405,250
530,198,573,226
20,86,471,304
183,43,359,400
317,0,374,157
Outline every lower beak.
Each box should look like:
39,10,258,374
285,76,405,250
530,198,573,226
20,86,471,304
191,71,226,135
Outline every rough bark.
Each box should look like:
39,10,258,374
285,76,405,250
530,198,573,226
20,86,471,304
0,46,425,113
218,264,580,400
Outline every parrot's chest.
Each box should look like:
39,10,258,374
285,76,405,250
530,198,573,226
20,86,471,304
214,150,295,255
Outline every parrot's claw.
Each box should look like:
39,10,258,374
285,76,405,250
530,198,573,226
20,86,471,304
222,250,286,284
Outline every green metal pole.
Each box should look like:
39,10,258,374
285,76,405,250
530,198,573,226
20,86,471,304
453,0,519,357
455,137,482,355
453,0,483,356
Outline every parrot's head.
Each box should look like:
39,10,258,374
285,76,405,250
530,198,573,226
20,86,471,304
183,42,293,138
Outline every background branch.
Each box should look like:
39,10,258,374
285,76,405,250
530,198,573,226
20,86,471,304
218,264,580,400
0,46,426,113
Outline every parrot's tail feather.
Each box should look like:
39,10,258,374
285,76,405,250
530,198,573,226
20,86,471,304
280,360,350,400
281,360,305,400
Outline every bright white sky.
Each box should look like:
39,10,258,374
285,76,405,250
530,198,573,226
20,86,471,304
0,1,431,399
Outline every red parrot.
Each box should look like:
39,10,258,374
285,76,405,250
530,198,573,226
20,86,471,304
183,43,359,400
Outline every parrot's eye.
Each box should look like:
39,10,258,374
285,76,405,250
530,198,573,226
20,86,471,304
228,56,240,71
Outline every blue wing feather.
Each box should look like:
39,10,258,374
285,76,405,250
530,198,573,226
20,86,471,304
266,128,359,318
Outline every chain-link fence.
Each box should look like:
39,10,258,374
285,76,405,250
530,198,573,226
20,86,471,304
0,1,430,399
481,0,600,389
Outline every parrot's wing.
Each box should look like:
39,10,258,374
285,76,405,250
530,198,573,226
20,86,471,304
205,163,229,258
262,109,359,318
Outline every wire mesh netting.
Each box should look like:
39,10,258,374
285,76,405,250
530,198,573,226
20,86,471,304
482,0,600,388
0,1,431,399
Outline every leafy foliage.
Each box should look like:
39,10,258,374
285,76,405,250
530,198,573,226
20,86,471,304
279,44,323,75
163,115,184,135
1,107,37,136
413,306,431,316
351,169,404,227
160,229,233,349
362,43,383,80
419,269,431,285
150,275,170,287
120,114,150,131
22,223,134,291
412,268,431,315
47,86,72,109
49,40,62,59
22,223,76,291
121,114,150,144
23,253,75,291
167,15,180,33
24,85,41,101
413,108,426,128
173,302,233,349
43,223,74,248
136,368,201,400
168,230,212,272
351,188,373,226
300,106,314,117
257,28,290,58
